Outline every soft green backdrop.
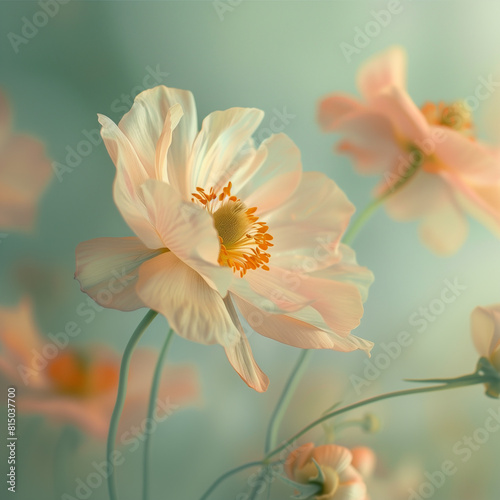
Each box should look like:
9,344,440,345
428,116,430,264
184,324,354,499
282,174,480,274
1,1,500,499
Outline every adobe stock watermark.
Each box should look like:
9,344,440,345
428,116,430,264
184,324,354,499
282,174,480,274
61,397,180,500
408,405,500,500
52,65,169,183
213,0,243,21
16,266,136,385
349,278,467,395
7,0,71,54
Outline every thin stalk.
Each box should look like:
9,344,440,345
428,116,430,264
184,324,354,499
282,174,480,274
199,461,264,500
107,310,158,500
265,349,312,453
263,376,484,462
142,328,175,500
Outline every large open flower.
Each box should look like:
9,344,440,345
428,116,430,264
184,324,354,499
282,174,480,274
0,89,52,230
75,86,374,392
318,47,500,255
0,299,200,439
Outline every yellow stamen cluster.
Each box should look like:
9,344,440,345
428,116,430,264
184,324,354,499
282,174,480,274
421,101,474,138
192,182,273,277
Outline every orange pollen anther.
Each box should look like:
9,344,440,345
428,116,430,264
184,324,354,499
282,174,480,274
191,182,273,277
420,100,474,139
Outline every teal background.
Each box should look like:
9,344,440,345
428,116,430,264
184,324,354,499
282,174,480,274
1,1,500,499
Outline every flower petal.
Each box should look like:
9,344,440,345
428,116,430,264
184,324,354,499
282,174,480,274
140,179,232,295
75,237,160,311
382,169,448,221
312,444,352,472
98,114,163,248
309,244,374,302
223,325,269,392
0,299,47,388
357,46,407,100
443,171,500,236
335,110,401,175
118,86,196,181
237,133,302,215
333,478,367,500
266,172,354,258
471,304,500,359
350,447,376,479
418,194,468,255
234,295,373,354
136,252,237,346
189,107,264,193
0,135,52,230
317,94,363,132
285,443,315,478
434,127,500,184
371,87,430,144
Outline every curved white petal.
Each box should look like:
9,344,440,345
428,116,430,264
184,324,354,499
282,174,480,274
234,295,373,354
237,133,302,215
309,244,374,303
75,237,160,311
140,179,232,295
118,86,196,182
188,107,264,193
266,172,354,257
223,296,269,392
98,114,163,248
136,252,237,346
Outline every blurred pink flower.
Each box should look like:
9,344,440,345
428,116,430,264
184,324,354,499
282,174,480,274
0,89,52,231
318,46,500,255
0,299,200,440
471,303,500,397
75,86,374,392
285,442,367,499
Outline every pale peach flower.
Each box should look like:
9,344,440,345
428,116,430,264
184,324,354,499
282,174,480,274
0,299,200,439
351,447,376,479
75,86,374,392
318,46,500,255
471,303,500,397
351,447,376,500
285,442,367,499
0,89,52,230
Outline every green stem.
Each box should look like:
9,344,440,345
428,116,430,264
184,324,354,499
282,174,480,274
265,349,312,454
107,309,158,500
263,376,485,462
342,196,385,246
342,154,423,246
244,350,313,500
142,328,174,500
199,461,263,500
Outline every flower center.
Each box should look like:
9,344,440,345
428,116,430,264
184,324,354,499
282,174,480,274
191,182,273,277
46,351,118,397
421,100,474,138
